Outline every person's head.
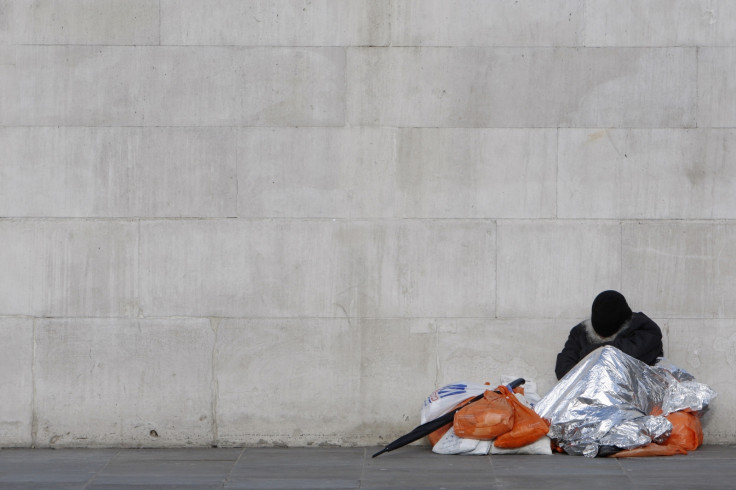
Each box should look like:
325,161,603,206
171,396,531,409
591,290,632,337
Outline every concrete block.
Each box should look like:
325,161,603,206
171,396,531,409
238,128,556,219
237,127,398,218
0,220,137,317
391,0,583,47
0,46,345,126
666,319,736,443
394,129,557,218
584,0,736,47
0,0,159,45
622,222,736,318
336,220,495,319
139,219,495,318
34,319,214,447
160,0,391,46
348,47,696,128
215,318,362,446
0,318,33,447
436,319,572,397
0,127,236,218
358,319,437,435
558,129,736,219
698,48,736,128
139,219,334,318
496,221,622,318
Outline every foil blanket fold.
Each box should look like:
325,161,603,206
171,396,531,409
534,346,716,457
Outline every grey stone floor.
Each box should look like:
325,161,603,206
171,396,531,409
0,445,735,489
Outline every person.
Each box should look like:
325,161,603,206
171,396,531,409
555,290,663,380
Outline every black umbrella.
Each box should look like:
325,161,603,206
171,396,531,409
372,378,525,458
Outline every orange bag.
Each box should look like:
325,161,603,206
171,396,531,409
665,410,703,452
610,443,685,458
493,386,551,449
427,397,474,447
611,410,703,458
453,389,514,440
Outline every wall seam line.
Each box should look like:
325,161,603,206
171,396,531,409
695,46,700,128
234,128,240,218
210,318,220,446
31,317,38,447
620,221,624,292
555,127,560,219
158,0,162,46
137,219,142,318
494,219,499,319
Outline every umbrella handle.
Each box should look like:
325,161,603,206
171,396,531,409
505,378,525,391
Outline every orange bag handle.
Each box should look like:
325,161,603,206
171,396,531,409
493,386,550,449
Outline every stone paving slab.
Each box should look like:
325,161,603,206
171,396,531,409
0,445,734,489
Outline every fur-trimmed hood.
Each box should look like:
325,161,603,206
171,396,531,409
583,317,633,344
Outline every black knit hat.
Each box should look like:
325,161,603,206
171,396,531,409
591,290,632,337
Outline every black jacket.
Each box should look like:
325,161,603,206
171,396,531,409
555,312,664,380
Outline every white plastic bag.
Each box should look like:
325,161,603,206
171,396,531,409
421,382,489,424
432,427,492,455
491,436,553,455
500,375,541,406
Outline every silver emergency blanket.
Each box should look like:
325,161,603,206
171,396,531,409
535,346,716,457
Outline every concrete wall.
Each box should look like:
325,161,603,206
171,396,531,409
1,0,735,447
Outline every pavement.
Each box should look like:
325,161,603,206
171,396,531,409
0,445,735,489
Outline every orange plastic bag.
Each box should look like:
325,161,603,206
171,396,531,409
493,386,551,449
610,443,685,457
453,389,514,440
611,410,703,458
665,410,703,452
427,397,475,447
